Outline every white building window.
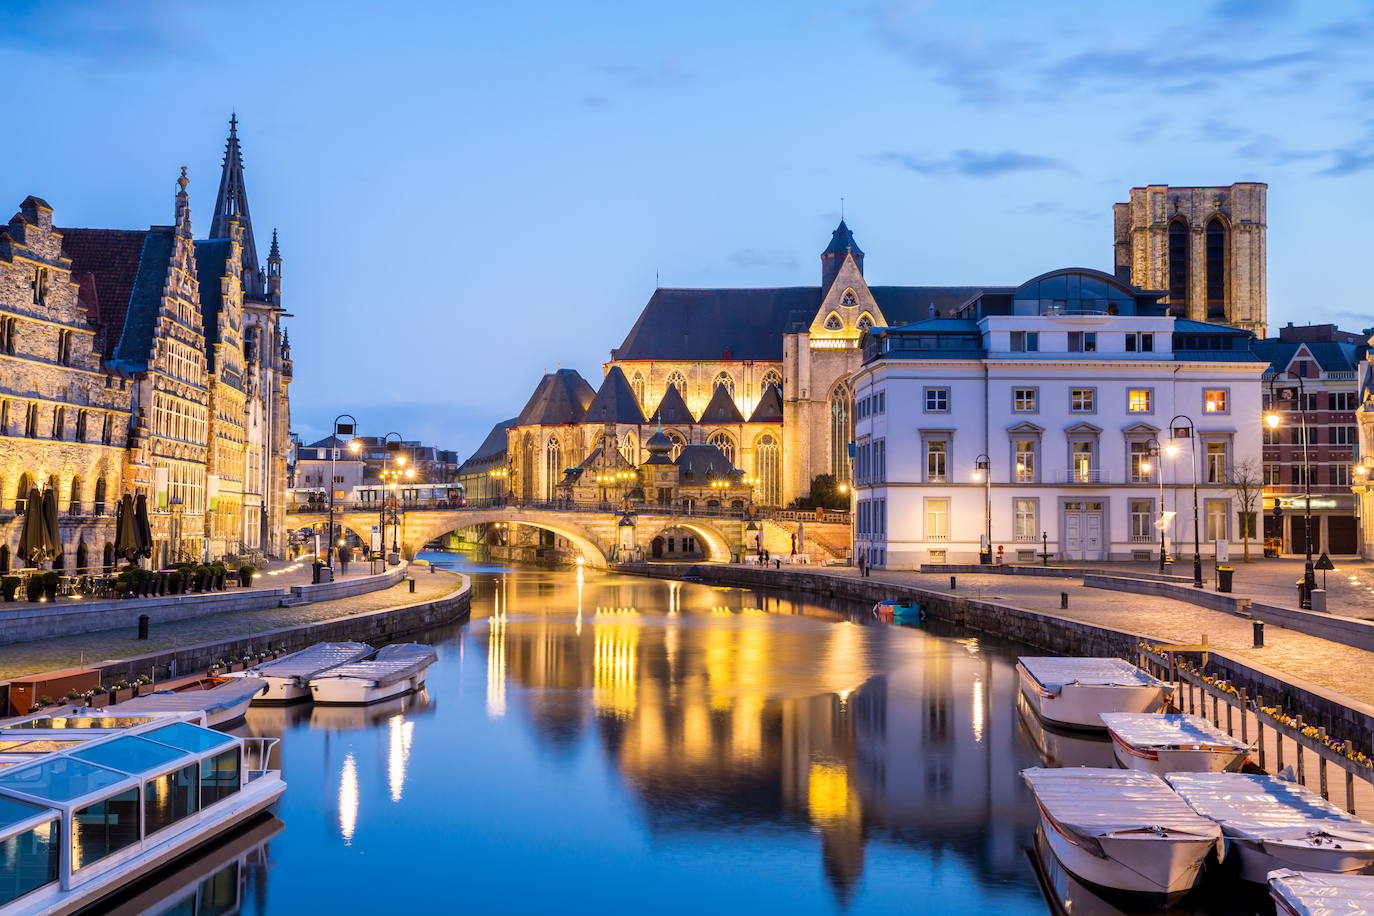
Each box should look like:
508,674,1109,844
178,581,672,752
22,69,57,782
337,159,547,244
1068,331,1096,353
925,387,949,412
1127,389,1152,412
1071,440,1094,482
1331,464,1351,487
1014,499,1037,541
1125,332,1154,352
925,498,949,541
1070,388,1095,412
1206,441,1227,483
1205,499,1228,541
1331,426,1357,445
1129,441,1154,483
1263,463,1281,485
1203,388,1228,414
1130,499,1154,541
1014,440,1036,483
1013,388,1037,412
1011,331,1039,352
926,440,947,483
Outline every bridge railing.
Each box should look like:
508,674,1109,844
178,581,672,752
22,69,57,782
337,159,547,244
287,496,851,524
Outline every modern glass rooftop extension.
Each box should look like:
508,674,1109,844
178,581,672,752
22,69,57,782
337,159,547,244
963,268,1168,319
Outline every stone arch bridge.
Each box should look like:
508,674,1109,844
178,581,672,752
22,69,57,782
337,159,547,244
287,500,851,569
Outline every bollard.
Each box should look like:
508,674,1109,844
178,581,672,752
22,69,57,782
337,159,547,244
408,578,416,594
137,614,150,640
430,562,435,574
1252,619,1265,648
1061,592,1068,609
949,575,957,590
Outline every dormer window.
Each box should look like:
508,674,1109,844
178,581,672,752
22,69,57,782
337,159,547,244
824,312,843,331
841,289,858,307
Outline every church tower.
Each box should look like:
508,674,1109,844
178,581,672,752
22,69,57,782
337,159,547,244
211,114,265,298
1112,182,1267,335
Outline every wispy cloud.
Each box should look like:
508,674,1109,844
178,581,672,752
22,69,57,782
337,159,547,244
598,60,696,90
729,248,800,270
880,149,1072,178
1209,0,1294,25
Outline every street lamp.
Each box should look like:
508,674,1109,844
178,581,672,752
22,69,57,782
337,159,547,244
1264,370,1316,606
380,432,406,565
972,454,991,564
1144,437,1167,573
1168,415,1203,589
327,414,359,569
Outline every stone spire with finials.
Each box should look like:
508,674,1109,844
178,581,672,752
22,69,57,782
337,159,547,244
267,228,281,305
210,113,262,296
820,219,863,293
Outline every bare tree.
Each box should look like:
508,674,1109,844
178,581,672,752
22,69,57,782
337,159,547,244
1227,459,1263,562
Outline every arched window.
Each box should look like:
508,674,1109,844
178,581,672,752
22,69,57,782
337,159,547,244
856,313,873,331
1167,218,1190,315
619,432,637,466
830,382,852,480
841,289,858,307
713,372,734,399
708,431,736,466
665,371,687,398
93,477,107,516
823,312,843,331
52,406,65,440
665,430,686,461
629,372,646,409
0,545,8,573
15,473,32,514
25,403,38,438
103,542,114,572
760,370,782,395
543,436,562,500
1205,217,1227,320
75,409,88,442
754,434,780,506
75,542,88,572
68,476,82,515
520,433,536,500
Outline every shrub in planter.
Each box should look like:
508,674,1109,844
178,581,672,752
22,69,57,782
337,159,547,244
240,565,257,587
1,576,19,602
36,696,53,708
27,573,46,602
44,572,60,602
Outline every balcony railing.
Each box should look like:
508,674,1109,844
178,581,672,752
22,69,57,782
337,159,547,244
1055,469,1104,484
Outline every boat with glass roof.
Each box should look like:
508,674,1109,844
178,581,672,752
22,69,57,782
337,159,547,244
0,710,282,914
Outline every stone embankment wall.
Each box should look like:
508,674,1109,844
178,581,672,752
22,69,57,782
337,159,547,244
620,563,1374,756
91,574,470,684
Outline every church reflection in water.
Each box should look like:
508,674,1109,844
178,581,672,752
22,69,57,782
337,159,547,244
478,570,1042,901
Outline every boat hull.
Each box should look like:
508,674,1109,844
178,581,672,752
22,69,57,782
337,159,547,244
1227,836,1374,883
1108,731,1247,776
1039,813,1214,901
310,673,428,706
1019,664,1169,730
254,677,312,703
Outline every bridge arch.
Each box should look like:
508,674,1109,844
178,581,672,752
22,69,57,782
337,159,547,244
390,510,612,569
639,520,732,563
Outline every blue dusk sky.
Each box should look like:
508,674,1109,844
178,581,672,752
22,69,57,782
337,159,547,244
2,0,1372,455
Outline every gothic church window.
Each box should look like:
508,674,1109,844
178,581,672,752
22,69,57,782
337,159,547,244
1167,218,1189,315
708,431,736,465
857,313,873,331
93,478,107,516
830,383,852,480
823,312,843,331
619,432,637,466
1205,218,1227,320
665,371,687,398
630,372,646,409
754,434,780,506
713,372,735,399
665,430,685,461
68,477,82,515
543,437,562,501
760,370,782,395
841,289,857,307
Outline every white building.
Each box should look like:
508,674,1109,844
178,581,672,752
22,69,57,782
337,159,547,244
852,268,1266,568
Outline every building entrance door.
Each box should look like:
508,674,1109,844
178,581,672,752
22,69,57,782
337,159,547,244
1064,502,1104,561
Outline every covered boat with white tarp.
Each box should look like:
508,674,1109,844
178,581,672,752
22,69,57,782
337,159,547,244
1166,773,1374,881
1022,767,1221,901
247,642,373,702
308,643,437,705
1268,869,1374,916
106,677,268,728
1018,657,1173,729
1100,713,1251,776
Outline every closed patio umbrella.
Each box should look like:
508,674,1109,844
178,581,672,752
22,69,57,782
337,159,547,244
17,488,49,565
796,520,806,554
133,493,153,559
41,489,61,568
114,494,139,562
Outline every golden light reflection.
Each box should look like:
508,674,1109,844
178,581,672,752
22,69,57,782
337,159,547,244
387,714,414,802
807,760,852,827
338,752,358,845
487,590,507,718
971,676,985,744
593,624,639,717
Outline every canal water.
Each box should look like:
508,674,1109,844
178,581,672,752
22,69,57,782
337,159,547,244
104,557,1273,915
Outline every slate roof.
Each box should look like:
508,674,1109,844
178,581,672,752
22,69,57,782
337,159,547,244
1252,339,1364,374
458,418,517,474
699,384,744,424
821,220,863,257
675,444,737,483
749,383,783,423
649,385,695,424
59,228,149,359
583,366,648,425
611,286,990,361
111,227,176,371
195,239,232,368
514,369,596,426
1173,319,1254,337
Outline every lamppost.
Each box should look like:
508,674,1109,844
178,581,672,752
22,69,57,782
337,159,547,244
1264,371,1316,606
1144,437,1167,573
1166,415,1202,589
168,495,184,565
378,432,412,565
327,414,360,569
972,454,991,564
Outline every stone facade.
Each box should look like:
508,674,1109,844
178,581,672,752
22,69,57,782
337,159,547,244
0,197,134,572
1113,183,1267,335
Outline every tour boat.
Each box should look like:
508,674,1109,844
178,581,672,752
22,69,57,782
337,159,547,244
106,677,269,729
1017,657,1174,730
1166,773,1374,881
1100,713,1251,776
0,710,283,915
246,642,373,702
1022,767,1221,902
308,643,438,705
872,600,923,625
1267,869,1374,915
1016,692,1117,769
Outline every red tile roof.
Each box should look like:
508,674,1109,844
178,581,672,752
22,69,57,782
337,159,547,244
60,228,147,359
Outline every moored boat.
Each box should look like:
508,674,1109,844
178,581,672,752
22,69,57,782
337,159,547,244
1018,657,1174,730
1166,772,1374,882
1100,713,1251,776
1267,868,1374,915
873,601,923,625
1022,767,1221,902
308,643,438,706
105,677,269,729
247,642,373,702
1016,692,1118,769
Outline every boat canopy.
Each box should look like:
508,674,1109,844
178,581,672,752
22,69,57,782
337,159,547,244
1268,869,1374,916
315,644,437,688
1100,713,1251,750
252,642,373,684
1021,767,1220,839
109,678,268,718
1019,657,1168,694
1165,773,1374,843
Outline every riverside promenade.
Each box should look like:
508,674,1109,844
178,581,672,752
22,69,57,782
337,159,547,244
0,562,465,680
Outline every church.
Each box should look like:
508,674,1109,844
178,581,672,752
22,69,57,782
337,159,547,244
491,183,1267,511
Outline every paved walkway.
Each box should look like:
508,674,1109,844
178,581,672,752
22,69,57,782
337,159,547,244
731,563,1374,710
0,565,463,680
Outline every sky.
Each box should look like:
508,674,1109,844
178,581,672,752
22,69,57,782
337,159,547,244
2,0,1373,456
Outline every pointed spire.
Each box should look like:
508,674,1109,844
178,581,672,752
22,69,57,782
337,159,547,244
268,228,280,260
821,219,864,291
211,113,261,293
174,167,192,235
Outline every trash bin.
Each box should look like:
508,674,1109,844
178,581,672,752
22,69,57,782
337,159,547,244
1216,566,1234,593
312,562,324,584
311,563,334,585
